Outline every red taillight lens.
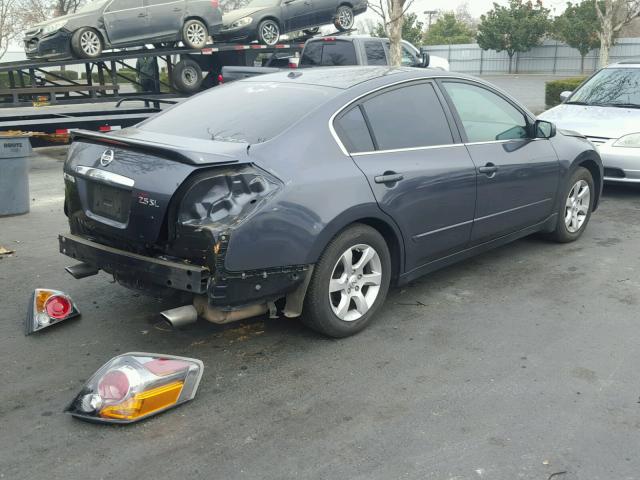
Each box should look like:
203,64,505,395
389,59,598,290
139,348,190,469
98,370,131,402
217,73,224,84
44,295,72,319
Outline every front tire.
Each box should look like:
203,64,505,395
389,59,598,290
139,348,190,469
550,166,594,242
71,28,103,59
257,19,280,46
182,19,208,49
302,224,391,338
334,5,354,31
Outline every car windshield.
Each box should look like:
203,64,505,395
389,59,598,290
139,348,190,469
245,0,280,8
139,81,338,144
568,68,640,107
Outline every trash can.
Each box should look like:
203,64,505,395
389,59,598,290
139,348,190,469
0,133,32,217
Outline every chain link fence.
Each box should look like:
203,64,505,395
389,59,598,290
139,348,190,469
424,38,640,75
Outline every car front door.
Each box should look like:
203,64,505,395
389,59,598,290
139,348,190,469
333,81,477,271
145,0,184,39
103,0,149,45
283,0,314,30
439,80,560,245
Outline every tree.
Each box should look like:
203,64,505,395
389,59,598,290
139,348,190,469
17,0,84,26
372,12,424,46
553,1,600,72
595,0,640,67
477,0,551,73
368,0,413,65
423,12,476,45
0,0,21,60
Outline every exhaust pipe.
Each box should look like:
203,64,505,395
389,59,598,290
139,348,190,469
160,305,198,328
194,295,268,325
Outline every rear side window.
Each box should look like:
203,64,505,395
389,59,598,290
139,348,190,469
334,106,374,153
140,82,337,144
300,41,357,66
362,83,453,150
364,41,387,65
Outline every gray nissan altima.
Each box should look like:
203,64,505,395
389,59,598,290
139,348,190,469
24,0,223,59
59,67,602,338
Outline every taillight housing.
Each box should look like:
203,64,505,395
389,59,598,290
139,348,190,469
66,353,203,424
178,165,281,227
26,288,80,335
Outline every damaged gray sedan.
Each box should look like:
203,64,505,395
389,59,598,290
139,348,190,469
60,67,602,337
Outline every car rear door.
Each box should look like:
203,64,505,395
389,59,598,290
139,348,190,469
103,0,150,45
333,80,477,271
283,0,315,30
438,80,560,245
145,0,184,38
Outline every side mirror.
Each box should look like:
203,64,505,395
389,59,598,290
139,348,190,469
535,119,556,139
419,47,430,68
560,90,572,102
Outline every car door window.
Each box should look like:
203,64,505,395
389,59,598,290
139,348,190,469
300,42,322,66
401,45,417,66
334,106,374,153
442,82,529,143
364,41,386,65
106,0,139,11
362,83,453,150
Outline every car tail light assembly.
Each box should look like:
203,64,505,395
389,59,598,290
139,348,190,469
66,353,203,424
26,288,80,335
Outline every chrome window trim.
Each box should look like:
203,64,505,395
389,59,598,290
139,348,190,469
75,166,135,188
328,75,534,157
104,0,146,14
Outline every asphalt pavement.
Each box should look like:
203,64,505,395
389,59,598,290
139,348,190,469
1,139,640,480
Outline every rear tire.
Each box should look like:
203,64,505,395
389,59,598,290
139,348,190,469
334,5,354,31
302,224,391,338
182,19,208,49
71,28,103,59
550,166,594,243
171,59,203,94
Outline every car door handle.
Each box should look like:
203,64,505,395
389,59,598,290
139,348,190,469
374,172,404,184
137,12,147,17
478,163,498,176
173,7,181,11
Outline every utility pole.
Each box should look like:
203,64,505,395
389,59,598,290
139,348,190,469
423,9,438,29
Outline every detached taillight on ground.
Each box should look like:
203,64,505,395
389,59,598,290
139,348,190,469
26,288,80,335
66,353,203,424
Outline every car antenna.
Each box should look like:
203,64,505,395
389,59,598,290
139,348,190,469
287,71,303,79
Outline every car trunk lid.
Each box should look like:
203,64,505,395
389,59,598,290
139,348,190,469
65,130,249,248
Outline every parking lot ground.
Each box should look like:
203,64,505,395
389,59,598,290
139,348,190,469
480,75,578,114
1,148,640,480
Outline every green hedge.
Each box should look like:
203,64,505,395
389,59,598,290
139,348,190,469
44,70,79,81
545,77,586,108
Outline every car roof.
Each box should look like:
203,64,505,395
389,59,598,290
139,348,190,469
606,60,640,68
238,66,467,90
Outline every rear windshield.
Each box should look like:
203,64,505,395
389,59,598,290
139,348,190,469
139,81,337,144
300,41,357,67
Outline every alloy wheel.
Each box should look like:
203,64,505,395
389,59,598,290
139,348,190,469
260,22,279,45
565,179,590,233
329,244,382,322
186,23,206,46
80,31,100,56
337,7,354,29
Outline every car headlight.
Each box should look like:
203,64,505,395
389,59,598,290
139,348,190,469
178,165,281,227
613,133,640,148
66,353,203,424
227,16,253,29
41,20,67,35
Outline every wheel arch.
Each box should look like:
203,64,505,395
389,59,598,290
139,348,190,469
307,206,405,285
576,156,602,211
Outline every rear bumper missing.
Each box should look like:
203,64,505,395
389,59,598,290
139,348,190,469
59,234,209,294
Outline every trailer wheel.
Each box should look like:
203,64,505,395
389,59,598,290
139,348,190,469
171,59,203,94
182,19,208,49
71,28,103,59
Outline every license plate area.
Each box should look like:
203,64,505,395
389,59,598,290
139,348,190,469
88,182,131,224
